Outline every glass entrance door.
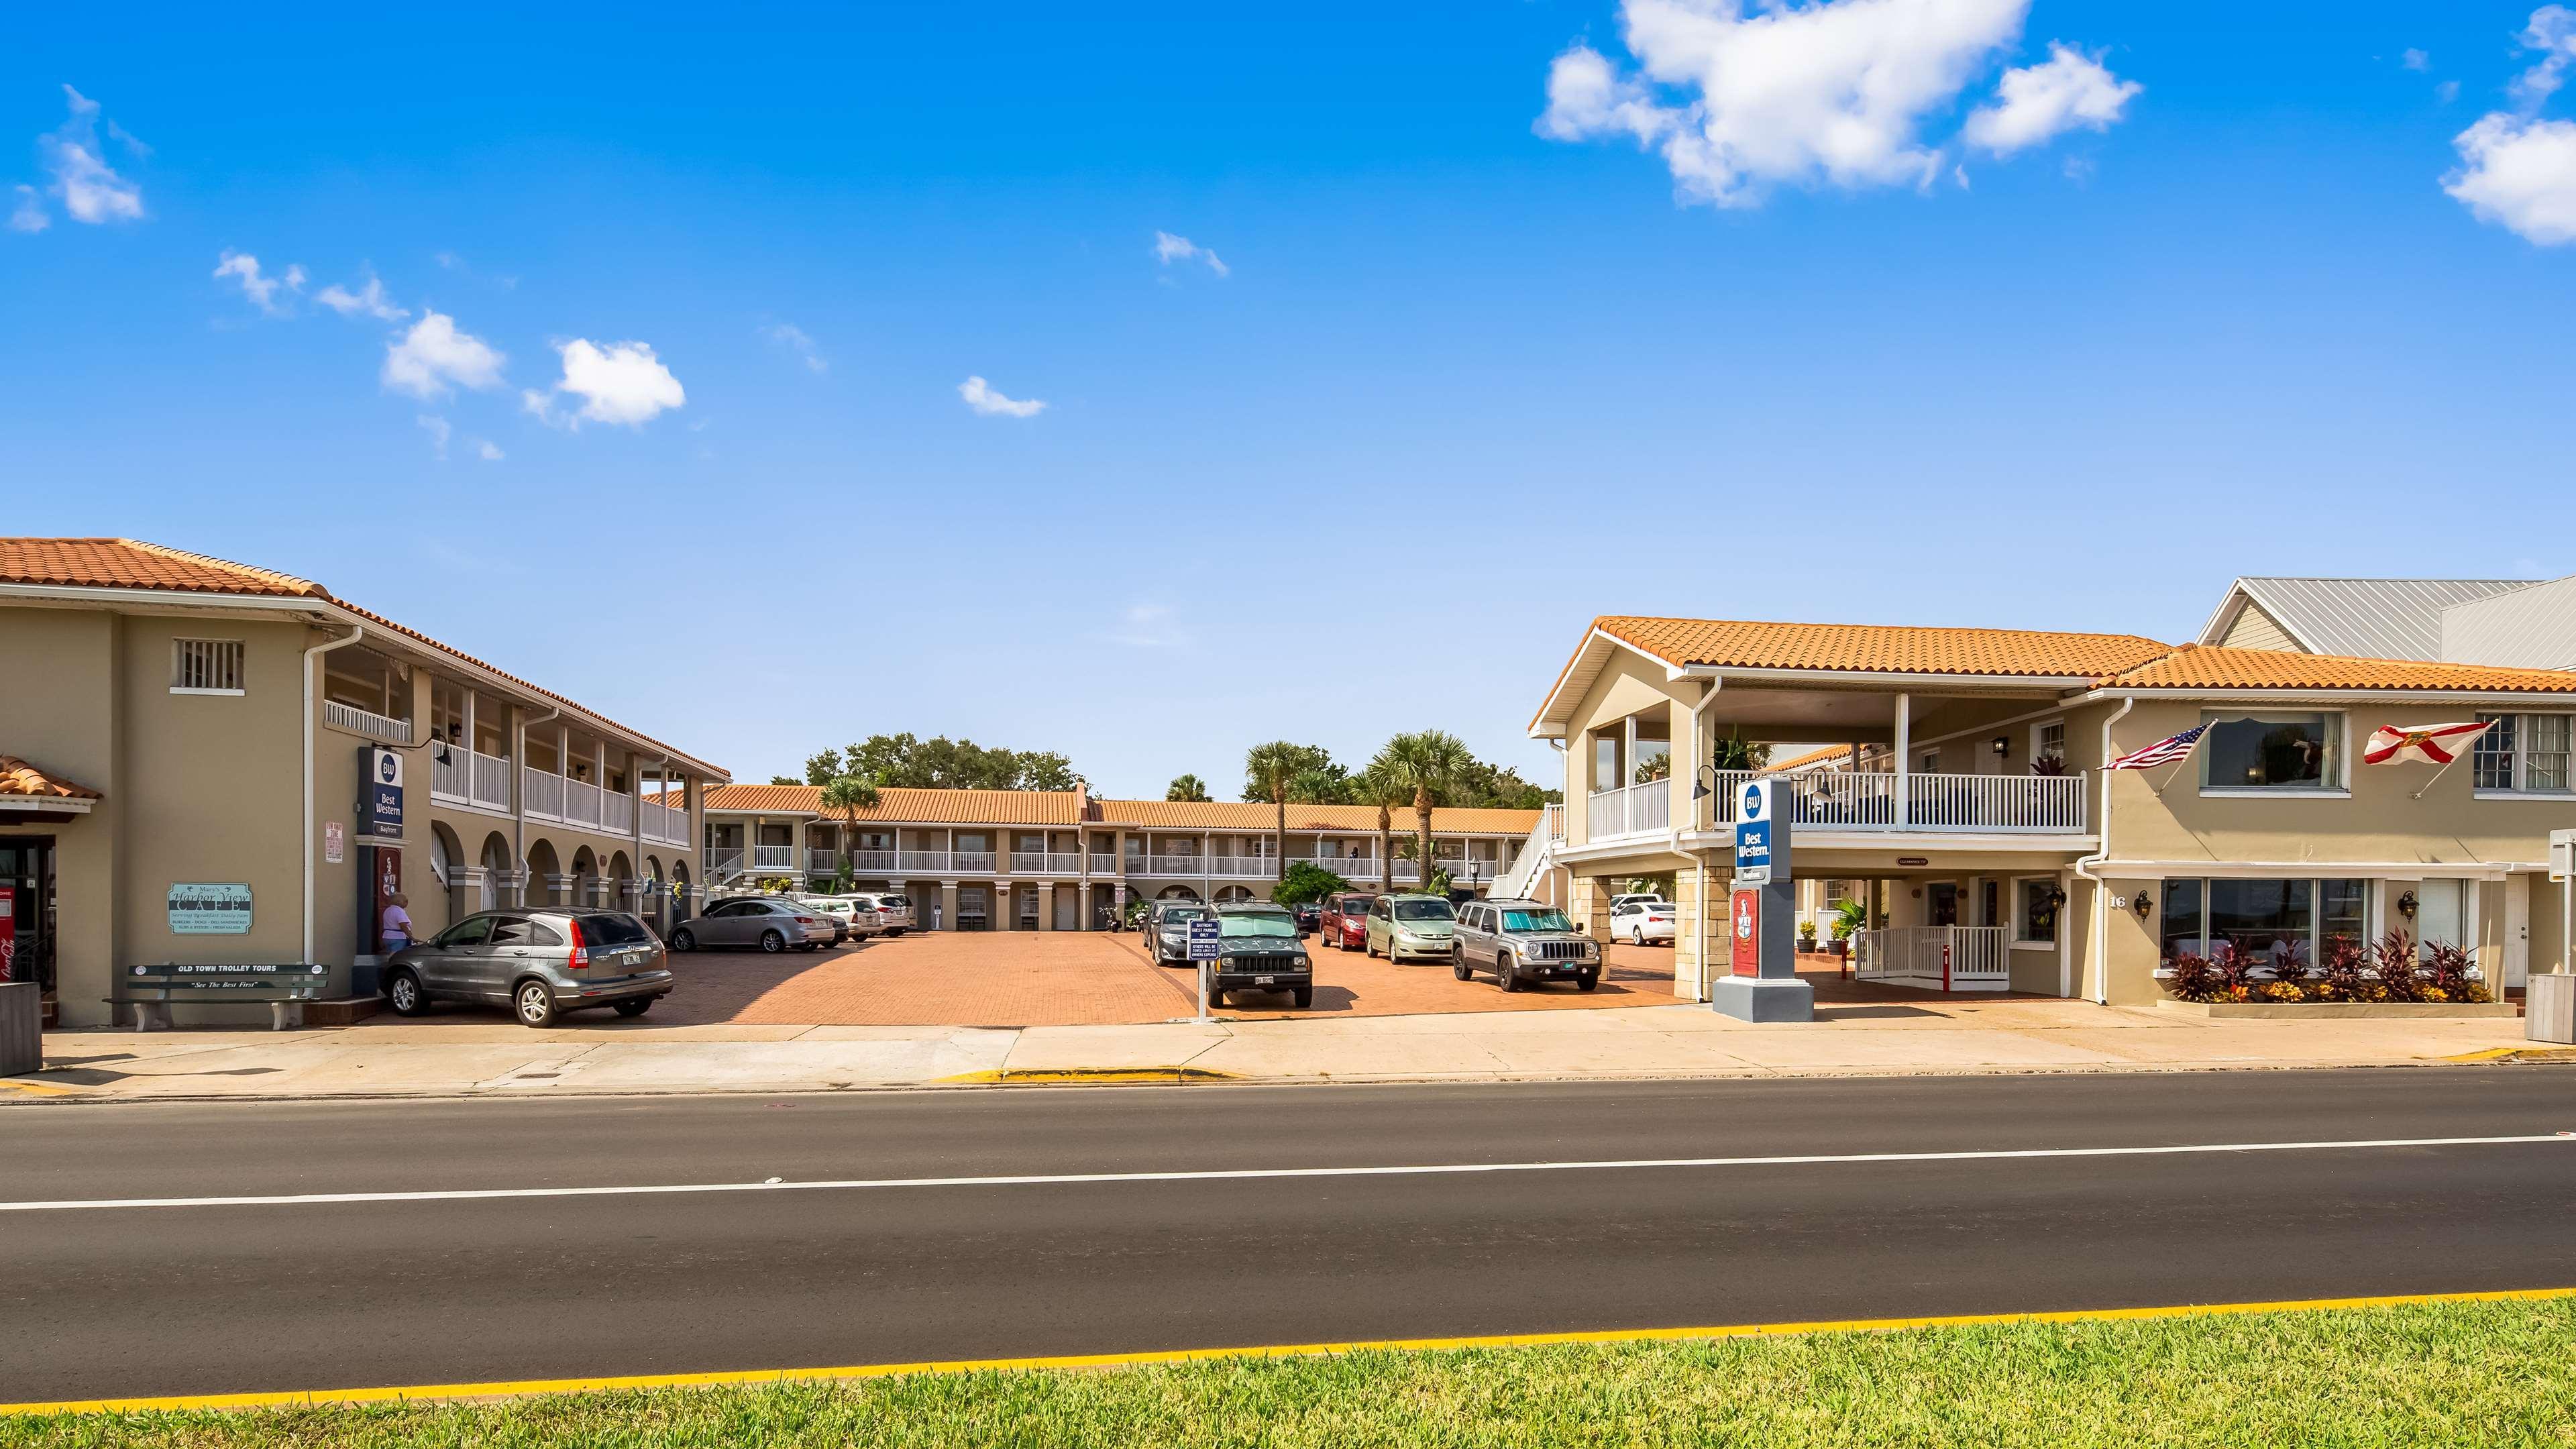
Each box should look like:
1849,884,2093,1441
0,838,57,994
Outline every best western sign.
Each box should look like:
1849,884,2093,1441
360,745,405,839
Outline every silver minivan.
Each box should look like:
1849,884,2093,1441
384,909,674,1027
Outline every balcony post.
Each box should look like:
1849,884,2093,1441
1893,692,1911,829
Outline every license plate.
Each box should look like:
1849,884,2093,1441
1254,975,1277,985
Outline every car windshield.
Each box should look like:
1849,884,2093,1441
1502,908,1575,932
1336,898,1373,914
1393,899,1455,922
577,913,653,945
1163,907,1205,924
1220,915,1299,940
879,896,909,908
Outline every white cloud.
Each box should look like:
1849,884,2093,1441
476,439,504,462
958,375,1046,418
212,251,305,314
524,339,686,427
382,311,507,398
2402,48,2431,72
1964,44,2141,155
316,274,407,321
2445,7,2576,245
417,415,452,460
761,322,827,372
1152,230,1229,276
2437,79,2462,104
1093,602,1191,650
2446,113,2576,244
7,184,46,233
1538,1,2133,205
36,84,145,225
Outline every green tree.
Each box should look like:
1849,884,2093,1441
1709,727,1772,772
818,773,881,883
800,747,846,785
1244,741,1333,882
1165,773,1211,802
820,734,1081,791
1356,760,1407,894
1371,731,1472,896
1271,860,1351,906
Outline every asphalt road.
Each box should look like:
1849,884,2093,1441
2,1068,2573,1403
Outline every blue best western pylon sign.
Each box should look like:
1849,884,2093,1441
361,745,405,839
1711,777,1813,1023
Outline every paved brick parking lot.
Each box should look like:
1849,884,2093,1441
649,928,1685,1028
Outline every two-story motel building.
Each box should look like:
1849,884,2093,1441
1525,615,2576,1004
0,539,727,1026
696,782,1545,930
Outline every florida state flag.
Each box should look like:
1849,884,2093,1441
2361,720,2493,766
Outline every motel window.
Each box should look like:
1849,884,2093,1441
2157,878,2369,972
171,639,246,694
2199,712,2341,791
2034,722,2067,765
2474,713,2572,793
2015,879,2059,945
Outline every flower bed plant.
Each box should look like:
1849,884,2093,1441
2163,931,2491,1005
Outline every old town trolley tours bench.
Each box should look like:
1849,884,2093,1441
111,962,333,1031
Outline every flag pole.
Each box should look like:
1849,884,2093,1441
2410,755,2464,801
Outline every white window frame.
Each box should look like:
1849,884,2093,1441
2473,712,2575,797
2010,875,2060,949
170,638,246,696
2197,708,2350,797
2029,720,2068,767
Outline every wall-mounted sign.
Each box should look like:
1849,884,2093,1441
168,883,254,935
325,822,345,865
1896,856,1929,867
361,746,405,839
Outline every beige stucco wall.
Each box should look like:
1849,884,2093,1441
0,606,119,1026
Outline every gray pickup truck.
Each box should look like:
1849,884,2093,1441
1450,898,1601,992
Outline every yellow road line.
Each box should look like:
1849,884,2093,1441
8,1285,2571,1416
0,1079,78,1097
2447,1046,2576,1063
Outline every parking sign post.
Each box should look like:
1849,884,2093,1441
1187,916,1222,1024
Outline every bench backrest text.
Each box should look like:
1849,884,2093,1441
113,963,331,1002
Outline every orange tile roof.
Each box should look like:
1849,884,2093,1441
2097,644,2576,694
699,784,1085,825
1092,800,1541,834
0,754,102,800
1769,744,1854,772
0,539,727,778
1593,615,2173,680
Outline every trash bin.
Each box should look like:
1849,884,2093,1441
2530,973,2576,1046
0,982,40,1077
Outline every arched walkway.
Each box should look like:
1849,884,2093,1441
476,831,513,912
1156,884,1202,902
525,838,563,908
1214,884,1256,903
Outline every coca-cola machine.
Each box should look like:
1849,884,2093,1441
0,884,16,983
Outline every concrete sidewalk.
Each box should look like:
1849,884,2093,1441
5,996,2554,1102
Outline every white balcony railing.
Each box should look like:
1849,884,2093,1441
751,845,797,871
565,778,603,829
1709,769,2086,833
852,849,899,872
1087,852,1120,874
954,851,998,873
808,849,841,874
1544,802,1565,843
1008,851,1047,874
708,847,745,879
1140,854,1203,875
1855,926,2010,991
432,747,468,802
324,700,413,744
522,767,564,821
900,850,949,873
1585,780,1671,841
641,800,689,846
604,790,635,836
468,750,511,812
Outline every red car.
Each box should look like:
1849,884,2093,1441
1320,892,1377,951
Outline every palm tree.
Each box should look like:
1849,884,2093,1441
1352,761,1405,893
1371,731,1471,896
818,773,880,883
1242,741,1307,884
1165,773,1210,803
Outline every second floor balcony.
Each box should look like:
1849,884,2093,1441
1709,768,2088,833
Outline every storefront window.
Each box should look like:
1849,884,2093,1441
2159,878,2369,970
2017,879,2059,944
2159,879,2205,964
2200,713,2340,790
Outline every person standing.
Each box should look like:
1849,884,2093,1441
380,892,413,955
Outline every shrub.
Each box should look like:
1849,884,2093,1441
2318,934,2369,1003
1271,860,1352,906
2420,941,2491,1004
2371,930,2422,1002
2258,938,2312,1002
2165,951,2219,1002
2210,942,2259,1002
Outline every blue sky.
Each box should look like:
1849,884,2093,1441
7,2,2573,798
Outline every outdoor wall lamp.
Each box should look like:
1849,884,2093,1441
1991,736,2010,759
2131,890,2154,919
2397,890,2418,920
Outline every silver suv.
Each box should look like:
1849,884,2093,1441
384,909,674,1027
1451,898,1601,992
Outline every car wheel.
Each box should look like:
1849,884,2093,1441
385,967,428,1017
513,979,559,1028
1576,972,1600,992
760,930,786,954
1365,936,1379,959
1452,946,1472,981
1632,928,1646,947
671,928,697,953
1496,954,1519,992
1293,986,1313,1008
1208,989,1226,1008
612,998,653,1018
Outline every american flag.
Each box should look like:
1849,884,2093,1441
2108,723,2209,771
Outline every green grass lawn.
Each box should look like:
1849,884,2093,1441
7,1299,2574,1448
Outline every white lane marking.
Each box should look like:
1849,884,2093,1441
2,1134,2567,1214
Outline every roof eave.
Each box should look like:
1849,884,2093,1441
2072,685,2576,705
1676,664,2107,692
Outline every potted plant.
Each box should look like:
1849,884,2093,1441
1797,919,1819,952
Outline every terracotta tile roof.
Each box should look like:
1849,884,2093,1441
0,539,727,779
1769,745,1854,772
0,754,101,800
699,784,1085,825
2097,644,2576,694
0,537,329,599
1593,615,2173,680
1097,800,1541,835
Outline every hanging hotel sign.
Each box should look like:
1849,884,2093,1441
361,745,405,839
168,883,254,935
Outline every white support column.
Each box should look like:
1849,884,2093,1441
463,691,476,753
1892,692,1912,829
